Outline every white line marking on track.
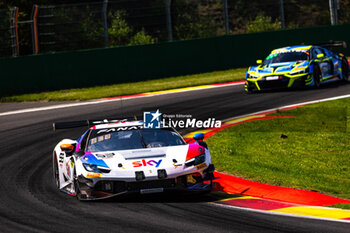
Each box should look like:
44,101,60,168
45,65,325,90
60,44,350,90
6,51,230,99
223,94,350,122
211,203,350,224
0,82,244,117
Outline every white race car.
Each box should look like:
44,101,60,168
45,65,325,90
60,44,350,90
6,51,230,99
53,120,215,200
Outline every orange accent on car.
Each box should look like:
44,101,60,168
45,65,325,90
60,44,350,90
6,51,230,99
86,172,102,178
60,144,74,152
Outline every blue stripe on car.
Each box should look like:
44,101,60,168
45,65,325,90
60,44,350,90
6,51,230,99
80,153,109,167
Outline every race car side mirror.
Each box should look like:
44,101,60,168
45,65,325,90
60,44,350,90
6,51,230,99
256,60,262,64
317,54,324,59
60,144,75,153
193,133,205,141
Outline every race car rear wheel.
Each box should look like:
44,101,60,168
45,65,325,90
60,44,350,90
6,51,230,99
341,58,350,81
313,64,321,87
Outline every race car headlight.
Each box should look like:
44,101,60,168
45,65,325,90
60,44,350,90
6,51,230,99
185,144,206,167
83,163,111,173
247,74,259,79
289,68,307,75
185,153,206,167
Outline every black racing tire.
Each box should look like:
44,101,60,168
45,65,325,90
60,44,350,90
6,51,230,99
74,180,81,200
313,64,321,88
341,58,350,82
208,176,214,192
245,85,255,94
53,152,60,189
72,163,81,200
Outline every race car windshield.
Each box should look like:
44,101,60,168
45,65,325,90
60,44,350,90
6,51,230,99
86,128,186,152
263,51,309,65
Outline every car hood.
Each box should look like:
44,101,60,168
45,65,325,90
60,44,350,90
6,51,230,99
248,61,309,76
80,145,190,170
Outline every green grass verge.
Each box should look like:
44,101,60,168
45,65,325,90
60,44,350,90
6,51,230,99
0,68,246,102
329,203,350,210
206,98,350,201
1,56,348,102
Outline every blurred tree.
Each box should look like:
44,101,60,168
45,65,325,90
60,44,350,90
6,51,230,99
172,0,223,40
108,10,133,46
284,0,330,27
227,0,280,34
338,0,350,24
246,13,281,33
108,10,155,46
129,29,156,45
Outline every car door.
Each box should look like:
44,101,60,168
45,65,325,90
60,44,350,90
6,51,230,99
327,48,341,76
313,47,332,79
319,47,336,77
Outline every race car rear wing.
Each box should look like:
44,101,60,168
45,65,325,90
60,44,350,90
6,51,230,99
53,117,138,130
314,41,347,49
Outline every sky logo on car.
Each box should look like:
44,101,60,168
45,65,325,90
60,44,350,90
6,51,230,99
132,159,162,168
143,109,161,129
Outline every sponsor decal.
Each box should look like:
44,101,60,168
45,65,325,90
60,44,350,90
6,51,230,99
90,138,97,144
173,163,183,169
95,153,115,159
132,159,162,168
266,53,278,60
70,161,74,168
97,126,141,134
59,152,64,163
266,76,279,81
98,136,104,142
86,172,102,178
143,109,161,129
66,161,71,178
195,163,207,170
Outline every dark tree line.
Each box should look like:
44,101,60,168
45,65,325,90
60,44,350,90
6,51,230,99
1,0,350,57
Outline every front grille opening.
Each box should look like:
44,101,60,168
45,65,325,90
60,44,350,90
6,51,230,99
94,179,176,194
127,179,175,191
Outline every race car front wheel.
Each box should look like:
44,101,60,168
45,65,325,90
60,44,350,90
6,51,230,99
72,166,81,199
245,82,256,93
341,58,350,81
313,65,321,87
53,152,60,189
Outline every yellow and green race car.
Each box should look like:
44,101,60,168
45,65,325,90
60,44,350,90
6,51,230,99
245,42,350,93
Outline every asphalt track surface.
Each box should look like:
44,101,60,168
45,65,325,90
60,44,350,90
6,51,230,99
1,82,350,233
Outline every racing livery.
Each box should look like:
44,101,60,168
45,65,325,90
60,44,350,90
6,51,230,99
245,42,350,92
53,120,214,200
